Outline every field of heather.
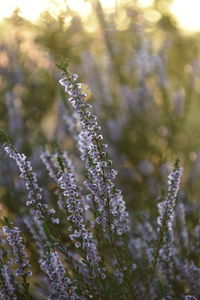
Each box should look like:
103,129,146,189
0,1,199,299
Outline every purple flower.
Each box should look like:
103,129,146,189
157,166,183,278
0,264,16,300
2,225,32,277
157,167,183,234
58,172,103,277
3,143,58,223
59,71,130,237
40,250,78,300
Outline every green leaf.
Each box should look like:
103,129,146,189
0,129,10,145
0,129,16,152
56,57,69,74
174,158,180,170
57,154,65,173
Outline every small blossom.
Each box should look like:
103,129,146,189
40,250,79,300
157,166,183,278
2,225,32,277
3,143,58,223
59,71,130,237
58,172,103,277
0,264,16,300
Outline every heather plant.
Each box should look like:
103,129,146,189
0,4,200,300
0,60,199,300
2,3,200,215
74,1,200,213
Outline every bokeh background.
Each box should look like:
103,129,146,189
1,0,200,217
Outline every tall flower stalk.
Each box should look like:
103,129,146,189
0,130,58,224
0,263,17,300
41,147,107,297
0,56,199,299
39,249,79,300
2,218,32,300
59,73,129,237
147,161,183,297
57,61,136,299
0,131,79,299
157,163,183,264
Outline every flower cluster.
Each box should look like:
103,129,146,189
154,166,184,287
40,250,78,300
157,166,183,238
0,65,199,300
3,143,58,224
2,225,31,277
0,264,16,300
58,171,103,278
41,148,106,283
59,73,129,236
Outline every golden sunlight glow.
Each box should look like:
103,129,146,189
0,0,90,21
66,0,85,11
100,0,117,12
0,0,49,21
0,0,116,22
137,0,154,8
0,0,200,33
67,0,92,21
170,0,200,32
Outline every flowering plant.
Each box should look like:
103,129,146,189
0,61,199,300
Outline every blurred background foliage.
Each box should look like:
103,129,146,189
1,0,200,216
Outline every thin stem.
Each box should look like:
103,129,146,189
95,140,137,300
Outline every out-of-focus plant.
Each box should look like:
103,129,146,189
0,1,200,298
0,62,199,300
76,1,200,211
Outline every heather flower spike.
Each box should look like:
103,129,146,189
2,217,32,299
58,62,130,237
153,161,183,280
58,169,104,278
0,264,17,300
0,51,200,299
157,160,183,234
1,131,58,224
2,217,32,278
40,250,79,300
57,62,136,299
